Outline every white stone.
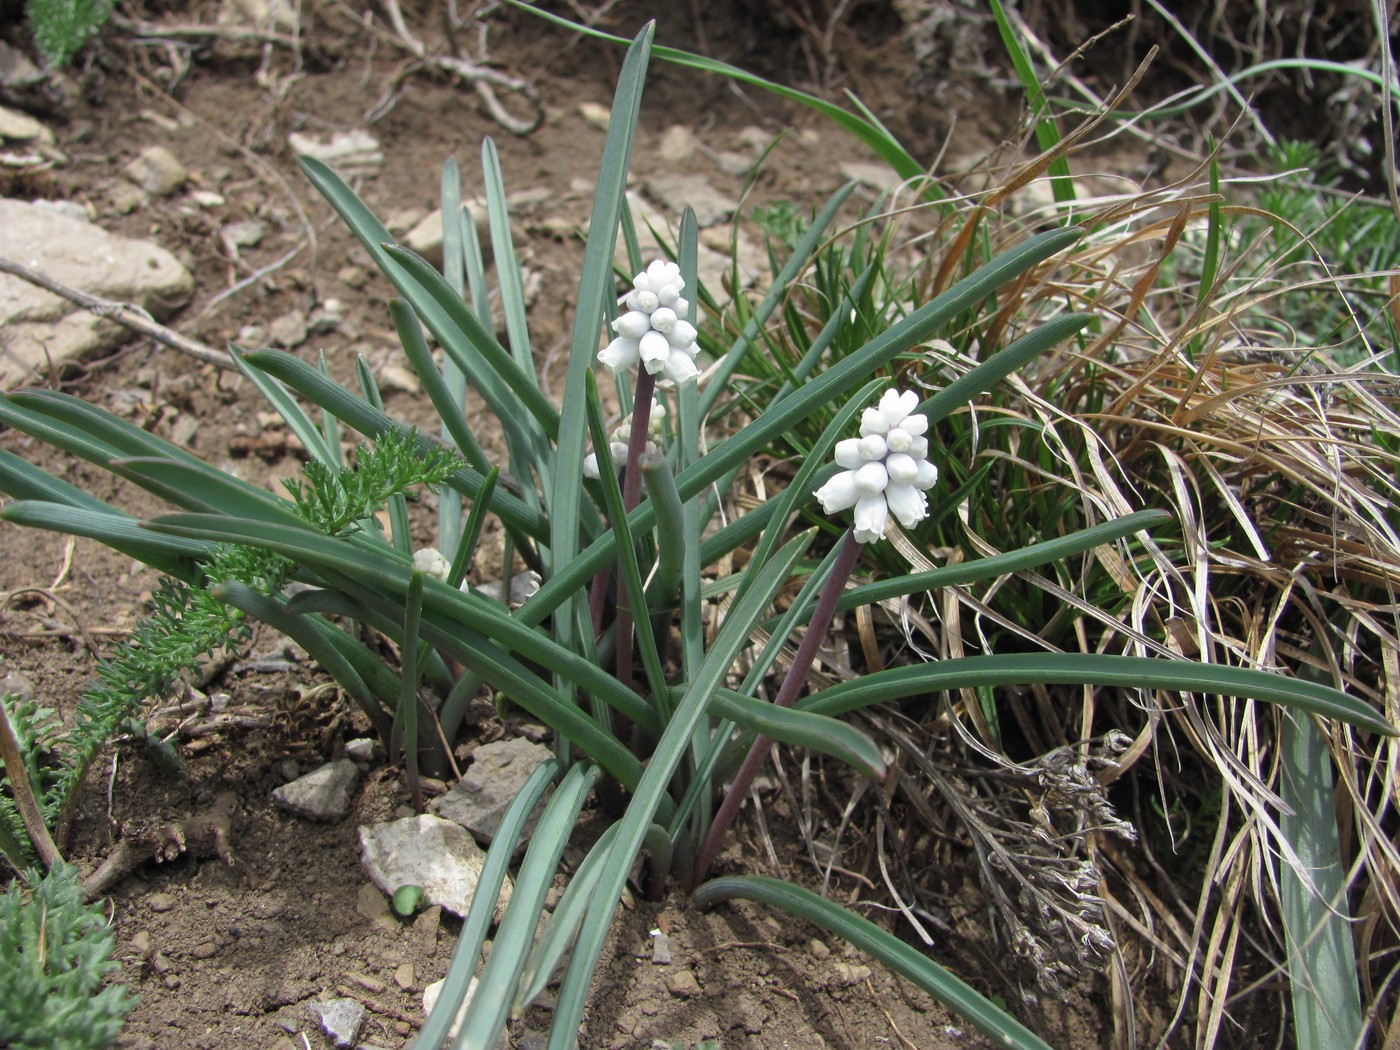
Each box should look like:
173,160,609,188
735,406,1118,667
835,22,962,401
268,308,308,349
578,102,611,130
308,997,364,1048
271,758,360,821
359,814,512,920
287,129,382,174
432,738,553,846
402,201,488,267
0,105,51,145
220,0,298,32
642,172,737,228
123,145,187,197
422,978,477,1043
658,124,697,163
0,199,194,388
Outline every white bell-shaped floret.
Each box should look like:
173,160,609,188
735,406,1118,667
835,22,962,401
613,310,652,339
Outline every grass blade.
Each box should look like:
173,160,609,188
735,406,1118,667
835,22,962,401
797,654,1394,736
693,875,1051,1050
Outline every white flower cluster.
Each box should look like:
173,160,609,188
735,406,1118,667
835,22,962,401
813,389,938,544
412,547,452,583
597,260,699,384
582,402,665,479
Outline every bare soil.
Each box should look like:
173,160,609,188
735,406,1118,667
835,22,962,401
0,3,1107,1048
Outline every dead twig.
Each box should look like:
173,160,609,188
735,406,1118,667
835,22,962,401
0,698,64,873
0,257,231,371
81,791,238,900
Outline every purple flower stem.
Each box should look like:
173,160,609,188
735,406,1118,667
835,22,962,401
690,528,863,888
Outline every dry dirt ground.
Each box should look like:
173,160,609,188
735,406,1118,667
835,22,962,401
0,3,1110,1048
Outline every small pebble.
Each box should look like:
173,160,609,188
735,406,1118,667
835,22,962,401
147,892,176,913
163,974,181,989
191,941,218,960
808,937,830,959
650,929,671,965
394,962,415,990
578,102,611,130
664,969,701,999
832,962,872,986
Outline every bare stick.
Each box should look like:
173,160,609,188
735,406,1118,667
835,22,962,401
81,791,237,900
0,257,232,371
0,697,64,871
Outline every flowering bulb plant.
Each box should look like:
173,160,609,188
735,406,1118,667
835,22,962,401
814,388,939,543
0,23,1390,1050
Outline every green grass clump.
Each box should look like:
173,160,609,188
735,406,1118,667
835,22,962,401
26,0,112,68
0,862,135,1050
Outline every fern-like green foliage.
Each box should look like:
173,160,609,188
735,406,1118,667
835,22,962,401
283,426,463,536
41,542,289,832
25,0,113,68
0,862,135,1050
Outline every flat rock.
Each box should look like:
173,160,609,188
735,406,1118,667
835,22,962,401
359,814,511,920
664,968,702,998
308,997,364,1048
0,105,51,144
288,129,382,174
220,0,299,32
838,159,905,193
422,977,478,1044
271,758,360,821
0,198,194,388
402,201,488,267
432,737,552,847
268,308,308,349
658,124,697,163
123,145,186,197
641,172,737,227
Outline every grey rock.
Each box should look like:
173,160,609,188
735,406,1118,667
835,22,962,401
402,201,487,268
271,758,360,821
344,737,376,763
359,814,512,920
268,308,308,349
433,737,553,847
308,997,364,1048
658,124,697,163
664,968,701,998
0,198,193,388
104,180,146,215
1,670,35,704
219,219,265,257
839,159,905,194
831,962,872,986
287,129,382,174
650,929,671,965
123,145,186,197
422,977,477,1044
642,173,737,228
578,102,610,130
220,0,299,33
0,105,51,144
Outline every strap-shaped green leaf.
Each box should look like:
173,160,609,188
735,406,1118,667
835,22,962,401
797,654,1394,736
549,529,813,1050
693,875,1052,1050
112,458,305,524
412,759,560,1050
455,762,601,1048
0,449,113,513
239,349,548,542
2,501,207,578
707,690,884,779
